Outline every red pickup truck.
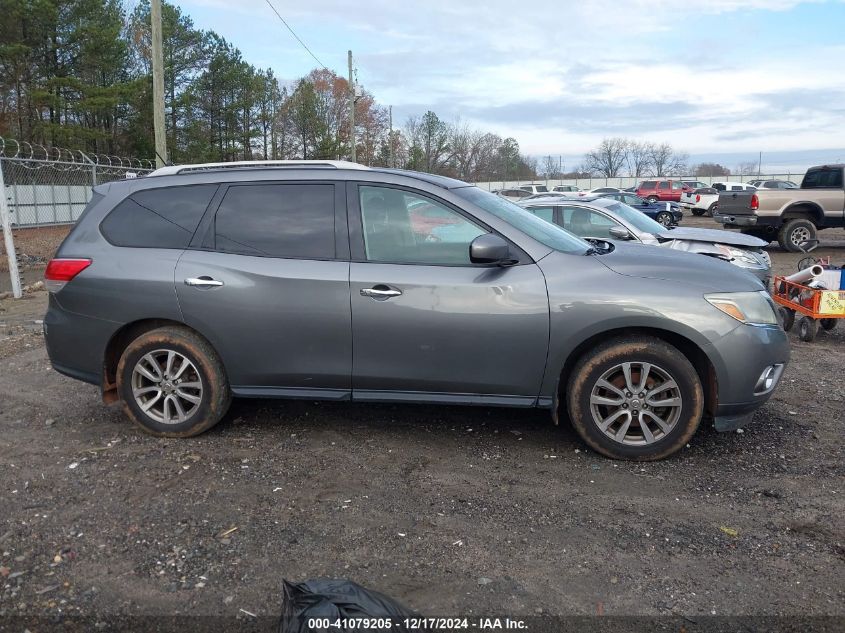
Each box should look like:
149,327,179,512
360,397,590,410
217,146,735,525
636,179,692,203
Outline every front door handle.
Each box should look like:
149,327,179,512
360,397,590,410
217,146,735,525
184,276,224,288
360,285,402,299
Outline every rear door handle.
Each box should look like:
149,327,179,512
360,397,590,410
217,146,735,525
360,285,402,299
184,276,224,288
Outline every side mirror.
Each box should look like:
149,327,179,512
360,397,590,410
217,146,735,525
470,233,511,264
608,227,633,240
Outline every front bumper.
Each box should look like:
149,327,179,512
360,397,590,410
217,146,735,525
707,323,790,431
714,213,757,227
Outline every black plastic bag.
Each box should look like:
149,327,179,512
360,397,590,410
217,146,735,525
279,578,416,633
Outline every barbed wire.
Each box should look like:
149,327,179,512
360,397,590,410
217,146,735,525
0,136,154,170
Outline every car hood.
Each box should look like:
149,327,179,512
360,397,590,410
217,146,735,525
654,227,766,248
595,241,764,291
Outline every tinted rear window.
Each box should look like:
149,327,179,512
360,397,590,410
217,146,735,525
802,168,843,189
214,183,335,259
640,181,656,188
101,184,217,248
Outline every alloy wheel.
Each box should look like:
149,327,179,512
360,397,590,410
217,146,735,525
131,349,203,424
589,362,682,446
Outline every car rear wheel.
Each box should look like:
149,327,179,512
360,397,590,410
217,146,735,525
707,202,718,217
656,211,673,227
778,219,817,253
566,336,703,461
647,196,659,204
117,326,231,437
691,209,705,216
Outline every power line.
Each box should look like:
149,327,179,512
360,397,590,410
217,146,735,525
263,0,329,71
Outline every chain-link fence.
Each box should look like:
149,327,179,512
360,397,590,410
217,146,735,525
0,137,153,297
0,137,153,227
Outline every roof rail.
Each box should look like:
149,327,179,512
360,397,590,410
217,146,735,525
148,159,369,177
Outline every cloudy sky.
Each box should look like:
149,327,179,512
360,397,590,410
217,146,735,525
177,0,845,169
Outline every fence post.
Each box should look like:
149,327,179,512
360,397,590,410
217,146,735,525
0,159,23,298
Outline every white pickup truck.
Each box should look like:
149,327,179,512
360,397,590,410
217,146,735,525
679,182,756,216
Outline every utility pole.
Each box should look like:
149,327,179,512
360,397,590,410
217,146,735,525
388,105,394,168
758,151,762,177
348,50,356,163
151,0,167,168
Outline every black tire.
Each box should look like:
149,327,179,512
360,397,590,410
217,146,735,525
647,196,659,204
820,318,837,332
656,211,673,227
779,307,795,332
707,202,718,217
116,326,231,437
778,219,816,253
691,209,705,216
798,317,818,342
566,336,703,461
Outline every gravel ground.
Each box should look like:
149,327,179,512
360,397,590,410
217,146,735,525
0,217,843,629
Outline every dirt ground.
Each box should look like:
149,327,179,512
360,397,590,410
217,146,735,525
0,217,843,629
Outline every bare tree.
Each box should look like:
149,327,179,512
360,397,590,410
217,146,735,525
585,138,628,177
648,142,688,176
735,161,759,176
625,141,652,177
540,155,561,179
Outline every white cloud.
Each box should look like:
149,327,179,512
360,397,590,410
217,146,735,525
179,0,845,154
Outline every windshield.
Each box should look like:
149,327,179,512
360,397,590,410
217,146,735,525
454,187,591,254
604,201,666,234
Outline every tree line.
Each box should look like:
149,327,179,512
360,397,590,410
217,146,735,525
0,0,537,180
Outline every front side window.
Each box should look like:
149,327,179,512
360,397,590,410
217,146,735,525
214,183,335,259
671,181,684,190
360,186,486,265
536,185,549,192
623,194,643,205
560,205,620,239
101,184,217,248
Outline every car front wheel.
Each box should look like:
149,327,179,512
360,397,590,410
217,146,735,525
656,211,673,227
117,326,231,437
566,336,703,460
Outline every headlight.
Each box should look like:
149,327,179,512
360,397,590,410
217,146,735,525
705,291,778,325
716,245,767,268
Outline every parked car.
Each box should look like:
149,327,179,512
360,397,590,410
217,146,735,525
636,179,692,203
682,180,709,190
680,182,756,217
578,186,621,196
715,164,845,251
598,192,683,226
521,192,572,201
552,184,581,192
495,188,533,201
43,160,788,461
747,179,799,190
518,196,772,285
518,183,549,194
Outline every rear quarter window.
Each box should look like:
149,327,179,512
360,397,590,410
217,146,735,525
100,184,218,248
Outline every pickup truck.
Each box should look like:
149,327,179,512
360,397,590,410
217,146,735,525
714,164,845,252
680,182,756,216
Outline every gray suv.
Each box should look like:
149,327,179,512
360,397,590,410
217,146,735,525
43,161,789,460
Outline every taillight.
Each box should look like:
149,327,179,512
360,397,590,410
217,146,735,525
45,258,92,292
695,194,701,203
750,194,759,210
